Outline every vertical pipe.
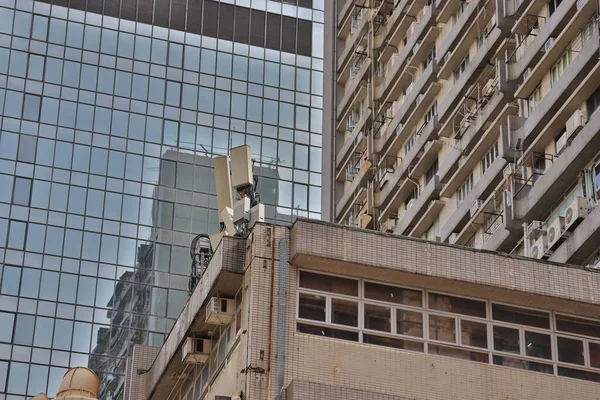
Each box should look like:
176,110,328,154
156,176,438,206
266,225,276,400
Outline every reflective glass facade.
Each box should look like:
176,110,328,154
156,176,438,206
0,0,324,398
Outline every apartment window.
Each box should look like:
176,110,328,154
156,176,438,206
425,159,439,184
551,50,573,86
405,133,418,156
586,86,600,117
458,174,474,204
424,102,438,124
481,141,500,175
549,0,563,16
422,47,436,70
528,85,542,115
454,55,470,82
452,0,468,25
296,270,600,382
477,30,488,49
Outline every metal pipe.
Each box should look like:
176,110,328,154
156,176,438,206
266,225,276,400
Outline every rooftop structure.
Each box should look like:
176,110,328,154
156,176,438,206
124,219,600,400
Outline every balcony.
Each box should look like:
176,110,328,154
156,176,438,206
338,0,368,40
515,0,597,98
439,102,518,186
438,27,505,122
337,11,370,79
377,63,440,153
523,41,598,150
335,158,374,220
513,97,600,222
394,175,443,235
336,58,371,123
335,109,372,172
376,5,438,105
507,0,577,81
436,0,483,65
505,0,545,18
439,157,507,242
409,140,444,179
549,200,600,264
376,119,441,210
409,200,446,237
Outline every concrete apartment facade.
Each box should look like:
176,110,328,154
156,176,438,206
124,219,600,400
324,0,600,267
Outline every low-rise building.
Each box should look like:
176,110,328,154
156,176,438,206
124,219,600,400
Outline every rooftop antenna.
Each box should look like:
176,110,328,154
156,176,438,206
189,145,265,292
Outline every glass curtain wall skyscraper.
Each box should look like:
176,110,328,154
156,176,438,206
0,0,324,398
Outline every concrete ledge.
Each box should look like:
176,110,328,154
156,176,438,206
286,380,413,400
290,219,600,316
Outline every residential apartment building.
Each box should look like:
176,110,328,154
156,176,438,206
325,0,600,267
0,0,324,398
124,219,600,400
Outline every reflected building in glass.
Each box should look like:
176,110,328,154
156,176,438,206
0,0,324,398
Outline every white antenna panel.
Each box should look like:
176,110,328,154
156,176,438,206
230,145,253,189
214,155,233,222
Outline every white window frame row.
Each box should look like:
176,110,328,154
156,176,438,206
296,269,600,380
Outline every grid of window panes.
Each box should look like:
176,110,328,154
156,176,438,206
0,0,324,397
296,270,600,384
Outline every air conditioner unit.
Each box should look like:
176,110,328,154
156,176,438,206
565,109,584,139
206,297,235,325
564,196,590,231
381,218,397,233
555,133,568,155
470,199,483,218
449,232,459,244
529,235,548,259
544,38,554,52
547,216,565,249
182,337,212,364
526,220,546,238
358,213,372,229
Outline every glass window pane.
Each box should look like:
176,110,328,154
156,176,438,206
168,42,183,67
45,57,63,84
217,52,232,77
8,220,26,250
298,271,358,296
198,87,214,113
87,190,106,217
0,8,14,34
49,18,66,44
149,77,165,103
557,336,585,365
9,50,27,78
397,309,423,338
429,314,456,343
118,32,134,57
66,21,83,48
39,271,59,301
13,314,35,346
13,177,32,206
364,303,391,332
430,293,487,318
492,304,549,329
23,94,41,121
45,226,64,255
493,325,520,354
7,362,28,394
53,319,73,350
4,91,23,118
151,39,167,64
1,265,21,294
200,49,216,74
135,36,151,61
101,28,117,54
461,320,488,348
0,312,14,342
524,331,551,359
331,298,358,327
590,342,600,369
184,45,200,70
84,25,101,51
166,81,181,107
556,315,600,338
115,71,132,98
98,67,115,94
62,60,81,87
298,292,325,322
41,97,59,124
